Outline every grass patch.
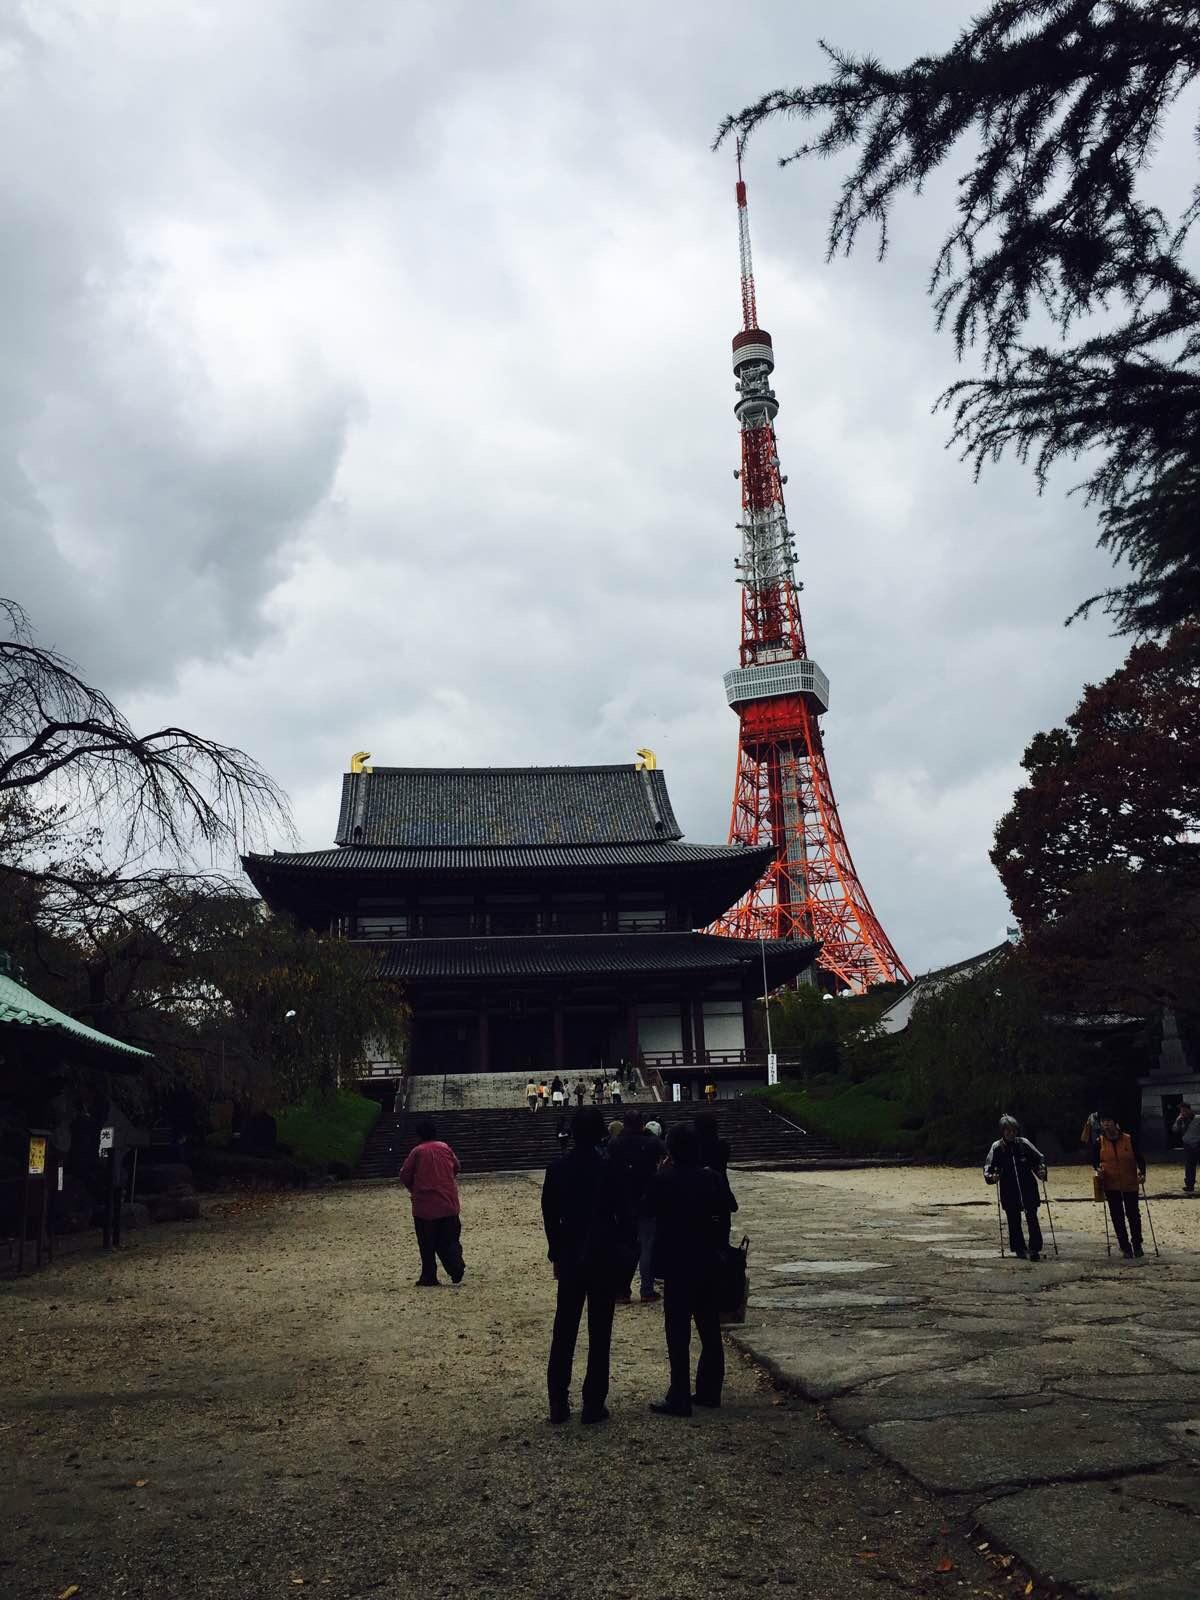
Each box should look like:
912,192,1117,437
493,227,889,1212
756,1075,919,1156
276,1089,381,1171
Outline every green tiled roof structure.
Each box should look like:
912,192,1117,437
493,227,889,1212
335,765,683,848
0,971,152,1060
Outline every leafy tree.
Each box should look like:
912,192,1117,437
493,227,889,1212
893,948,1140,1156
993,622,1200,1011
0,598,290,860
0,599,405,1125
719,2,1200,636
762,979,901,1077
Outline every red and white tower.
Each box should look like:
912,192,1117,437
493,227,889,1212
713,149,910,993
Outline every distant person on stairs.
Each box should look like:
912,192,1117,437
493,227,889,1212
526,1079,538,1112
574,1080,586,1108
399,1119,465,1288
541,1106,636,1426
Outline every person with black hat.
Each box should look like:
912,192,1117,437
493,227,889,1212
983,1114,1048,1262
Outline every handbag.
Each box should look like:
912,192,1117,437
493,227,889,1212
717,1234,750,1325
1092,1171,1105,1203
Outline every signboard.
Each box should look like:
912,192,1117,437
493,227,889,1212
98,1126,115,1154
671,1083,682,1103
27,1136,47,1177
57,1165,64,1192
766,1053,779,1087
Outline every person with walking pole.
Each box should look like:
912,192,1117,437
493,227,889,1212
1092,1115,1147,1260
983,1115,1048,1262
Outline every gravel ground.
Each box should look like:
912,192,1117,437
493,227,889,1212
4,1173,1047,1600
792,1161,1200,1254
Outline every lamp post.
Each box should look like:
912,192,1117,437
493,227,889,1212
760,937,778,1085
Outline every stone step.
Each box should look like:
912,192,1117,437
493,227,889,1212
356,1100,840,1177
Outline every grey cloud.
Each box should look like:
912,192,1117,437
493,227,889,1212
4,1,1156,973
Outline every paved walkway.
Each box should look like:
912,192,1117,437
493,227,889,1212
730,1169,1200,1600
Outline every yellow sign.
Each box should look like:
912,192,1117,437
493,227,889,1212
27,1136,47,1177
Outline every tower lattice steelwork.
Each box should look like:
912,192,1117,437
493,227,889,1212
712,150,910,993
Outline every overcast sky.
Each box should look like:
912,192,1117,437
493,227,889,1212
3,1,1141,973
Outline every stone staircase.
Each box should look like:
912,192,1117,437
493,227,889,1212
355,1097,841,1180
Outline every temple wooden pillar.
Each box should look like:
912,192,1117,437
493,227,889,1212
478,1008,489,1073
553,1001,565,1073
680,997,694,1064
691,995,707,1066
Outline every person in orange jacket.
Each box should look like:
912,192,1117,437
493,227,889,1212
1093,1116,1147,1259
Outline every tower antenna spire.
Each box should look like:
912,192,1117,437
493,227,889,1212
712,146,909,994
734,135,758,333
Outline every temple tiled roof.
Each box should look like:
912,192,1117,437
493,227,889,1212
335,765,683,848
245,841,772,875
373,933,819,981
0,971,152,1060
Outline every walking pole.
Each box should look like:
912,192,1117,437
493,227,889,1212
993,1182,1006,1259
1099,1182,1112,1258
1140,1176,1161,1258
1041,1178,1060,1258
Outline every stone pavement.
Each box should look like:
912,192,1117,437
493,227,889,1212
729,1170,1200,1600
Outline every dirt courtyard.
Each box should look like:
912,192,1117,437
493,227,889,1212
5,1172,1038,1600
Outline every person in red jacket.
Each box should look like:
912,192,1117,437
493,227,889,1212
399,1119,465,1287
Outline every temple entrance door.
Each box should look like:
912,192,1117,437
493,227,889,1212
489,1013,554,1075
410,1015,474,1075
564,1011,618,1077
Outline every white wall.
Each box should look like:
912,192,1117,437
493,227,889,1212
638,1006,682,1054
702,1000,745,1051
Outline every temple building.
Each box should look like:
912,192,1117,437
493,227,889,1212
242,760,817,1090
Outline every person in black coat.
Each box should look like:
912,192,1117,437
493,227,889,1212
541,1106,635,1426
608,1111,667,1302
983,1113,1048,1262
648,1123,728,1418
694,1112,737,1245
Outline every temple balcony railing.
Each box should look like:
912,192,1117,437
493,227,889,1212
640,1048,803,1075
344,913,670,940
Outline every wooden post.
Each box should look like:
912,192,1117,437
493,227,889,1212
553,1002,565,1073
478,1008,490,1073
680,998,694,1065
692,996,707,1065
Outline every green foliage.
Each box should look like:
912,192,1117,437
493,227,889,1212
892,949,1141,1156
720,2,1200,638
276,1090,381,1171
759,948,1147,1161
760,981,901,1078
993,624,1200,1017
759,1076,918,1156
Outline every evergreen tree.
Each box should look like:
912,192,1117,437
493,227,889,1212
719,2,1200,636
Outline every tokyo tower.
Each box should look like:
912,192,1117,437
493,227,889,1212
712,147,910,994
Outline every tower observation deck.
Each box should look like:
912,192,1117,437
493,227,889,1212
711,150,910,994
